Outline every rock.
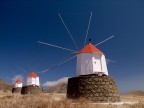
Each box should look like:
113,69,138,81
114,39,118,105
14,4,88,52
21,85,42,95
67,74,120,102
12,87,22,93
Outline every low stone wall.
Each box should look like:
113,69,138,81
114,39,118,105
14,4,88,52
12,87,22,93
21,85,42,95
67,74,120,102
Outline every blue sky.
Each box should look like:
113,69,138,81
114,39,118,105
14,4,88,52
0,0,144,93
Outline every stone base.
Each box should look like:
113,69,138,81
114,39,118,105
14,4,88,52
67,74,120,102
21,85,42,95
12,87,22,93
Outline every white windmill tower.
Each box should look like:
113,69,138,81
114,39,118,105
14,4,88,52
27,72,40,86
37,12,114,76
77,42,108,76
15,79,22,88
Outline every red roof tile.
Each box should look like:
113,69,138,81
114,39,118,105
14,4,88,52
15,79,22,83
28,72,38,77
79,43,103,54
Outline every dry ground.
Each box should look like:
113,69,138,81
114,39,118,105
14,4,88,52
0,93,144,108
121,95,144,102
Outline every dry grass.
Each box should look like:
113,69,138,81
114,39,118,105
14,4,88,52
0,93,143,108
121,95,144,102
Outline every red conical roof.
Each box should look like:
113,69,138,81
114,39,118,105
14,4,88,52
78,43,103,54
28,72,38,77
15,79,22,83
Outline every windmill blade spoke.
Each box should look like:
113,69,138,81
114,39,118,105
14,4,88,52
58,13,79,50
15,65,27,73
40,55,76,74
37,53,73,74
37,41,76,52
95,35,114,46
84,12,93,46
106,59,116,63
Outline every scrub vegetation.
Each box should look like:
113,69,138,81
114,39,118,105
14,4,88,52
0,93,144,108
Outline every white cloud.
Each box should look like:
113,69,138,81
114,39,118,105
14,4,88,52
42,77,69,87
12,75,23,84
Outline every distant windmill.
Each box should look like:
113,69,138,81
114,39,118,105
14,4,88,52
37,12,115,76
15,79,22,88
27,72,40,86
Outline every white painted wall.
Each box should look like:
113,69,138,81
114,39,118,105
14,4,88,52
77,53,108,76
36,77,40,86
15,83,22,88
101,54,108,75
27,77,40,86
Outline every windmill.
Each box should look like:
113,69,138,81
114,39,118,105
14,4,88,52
15,79,22,88
14,65,40,87
12,77,23,94
37,12,120,102
37,12,114,76
10,65,41,94
27,72,40,86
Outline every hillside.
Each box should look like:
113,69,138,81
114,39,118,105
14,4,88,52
123,91,144,96
0,79,13,92
47,83,67,93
